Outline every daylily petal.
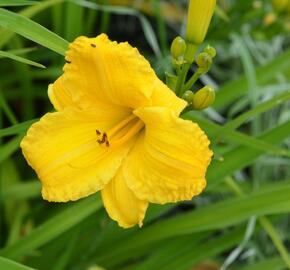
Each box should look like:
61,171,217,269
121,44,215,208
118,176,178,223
49,34,158,111
151,79,187,116
123,107,213,204
21,107,133,202
101,168,148,228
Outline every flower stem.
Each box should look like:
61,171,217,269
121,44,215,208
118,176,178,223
182,70,201,93
175,63,190,96
175,42,198,97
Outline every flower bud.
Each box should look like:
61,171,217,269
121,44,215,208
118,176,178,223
204,45,216,58
182,90,195,104
272,0,289,12
171,36,187,59
192,86,215,110
186,0,216,44
196,52,212,69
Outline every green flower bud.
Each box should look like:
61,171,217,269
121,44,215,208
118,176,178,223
182,90,195,104
204,45,217,58
192,86,215,110
196,52,212,69
170,36,187,59
186,0,216,44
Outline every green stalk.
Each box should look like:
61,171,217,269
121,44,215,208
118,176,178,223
175,63,191,96
182,70,200,92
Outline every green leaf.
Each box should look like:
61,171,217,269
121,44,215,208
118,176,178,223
214,49,290,111
0,50,45,68
95,181,290,263
0,135,23,163
207,120,290,188
0,194,102,259
0,257,35,270
215,91,290,138
71,0,161,56
2,180,41,201
183,113,290,158
0,0,66,49
129,227,244,270
0,8,68,55
237,256,285,270
0,119,37,138
0,1,37,6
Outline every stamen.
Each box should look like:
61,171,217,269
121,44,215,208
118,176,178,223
95,114,144,148
97,133,108,144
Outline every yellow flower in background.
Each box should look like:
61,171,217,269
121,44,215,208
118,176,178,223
272,0,289,12
20,34,213,228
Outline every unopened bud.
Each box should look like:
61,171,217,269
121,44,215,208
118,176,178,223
204,45,216,58
196,52,212,69
186,0,216,44
182,91,195,104
171,36,187,59
192,86,215,110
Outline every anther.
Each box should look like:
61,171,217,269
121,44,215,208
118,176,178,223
96,130,101,135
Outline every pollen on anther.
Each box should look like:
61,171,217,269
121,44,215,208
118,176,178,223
96,130,101,135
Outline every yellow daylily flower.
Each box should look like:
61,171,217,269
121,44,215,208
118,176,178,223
21,34,213,228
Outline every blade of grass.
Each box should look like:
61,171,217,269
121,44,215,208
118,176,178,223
0,8,68,55
2,180,40,201
225,178,290,269
0,50,45,68
0,1,37,6
0,135,23,163
10,37,35,120
237,256,285,270
99,0,111,34
183,113,290,158
214,49,290,111
72,0,161,56
0,47,37,58
95,181,290,263
0,194,101,260
0,119,37,138
64,1,84,41
0,91,18,125
207,120,290,188
0,0,66,49
215,91,290,138
0,257,35,270
129,227,244,270
150,0,168,54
